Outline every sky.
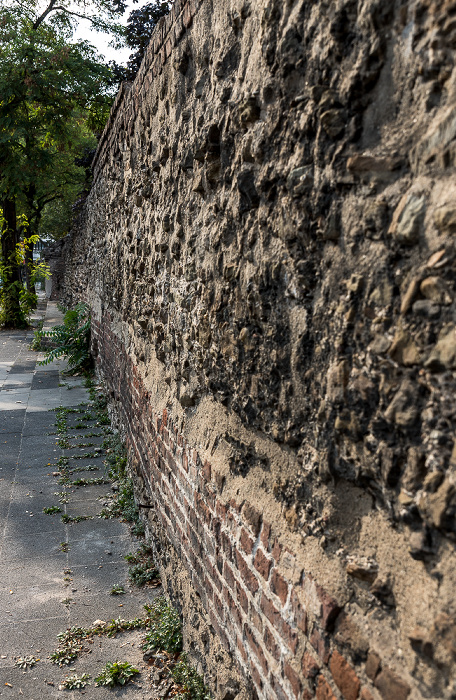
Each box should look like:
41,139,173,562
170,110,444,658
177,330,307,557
73,7,132,64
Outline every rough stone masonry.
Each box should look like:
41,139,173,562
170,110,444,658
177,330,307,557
56,0,456,698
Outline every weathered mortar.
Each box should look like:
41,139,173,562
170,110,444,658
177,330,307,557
61,0,456,698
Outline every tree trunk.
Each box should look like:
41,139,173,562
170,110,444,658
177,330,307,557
1,198,25,327
25,241,36,295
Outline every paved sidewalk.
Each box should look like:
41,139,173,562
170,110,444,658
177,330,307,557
0,303,158,699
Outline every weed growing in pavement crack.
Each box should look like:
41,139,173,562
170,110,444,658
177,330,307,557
51,614,151,666
59,542,69,552
61,514,93,524
70,477,109,486
128,562,159,587
72,452,101,460
43,506,62,515
142,599,212,700
94,661,140,687
54,491,70,503
101,434,143,532
69,464,99,473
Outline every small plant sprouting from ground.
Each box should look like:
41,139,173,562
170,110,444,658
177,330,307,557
172,656,212,700
50,616,150,667
71,477,109,486
61,514,93,524
61,673,91,690
55,491,70,504
128,561,159,587
70,464,99,473
72,451,101,460
94,661,140,688
141,599,212,699
101,434,144,534
60,541,69,552
50,640,81,666
142,597,182,654
110,584,126,595
123,543,160,588
43,505,62,515
15,656,38,669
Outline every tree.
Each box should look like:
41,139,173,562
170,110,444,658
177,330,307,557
0,1,123,326
109,1,171,83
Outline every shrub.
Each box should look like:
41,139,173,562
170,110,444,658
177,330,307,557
35,302,91,374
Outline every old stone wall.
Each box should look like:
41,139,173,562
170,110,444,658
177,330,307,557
61,0,456,698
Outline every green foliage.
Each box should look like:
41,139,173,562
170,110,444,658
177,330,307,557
62,674,91,690
43,505,62,515
110,584,125,595
128,561,159,587
70,477,109,486
50,641,81,666
0,0,125,327
15,656,38,669
110,1,170,82
101,433,144,531
94,661,140,687
142,597,183,654
61,514,93,523
51,618,149,667
0,227,50,327
36,302,91,373
172,657,212,700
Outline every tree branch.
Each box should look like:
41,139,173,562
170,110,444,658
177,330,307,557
39,5,110,29
32,0,58,30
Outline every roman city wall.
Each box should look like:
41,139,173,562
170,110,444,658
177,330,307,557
58,0,456,697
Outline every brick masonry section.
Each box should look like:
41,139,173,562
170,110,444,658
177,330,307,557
91,313,404,700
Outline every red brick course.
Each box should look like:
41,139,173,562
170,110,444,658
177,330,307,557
88,309,388,700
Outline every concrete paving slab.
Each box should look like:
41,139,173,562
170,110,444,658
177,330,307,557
0,584,69,622
0,432,22,450
0,409,26,431
0,667,74,699
0,394,30,410
0,531,68,562
2,373,33,384
22,412,57,436
4,509,67,537
0,558,67,588
68,592,148,628
69,562,131,594
70,485,113,503
67,535,131,568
